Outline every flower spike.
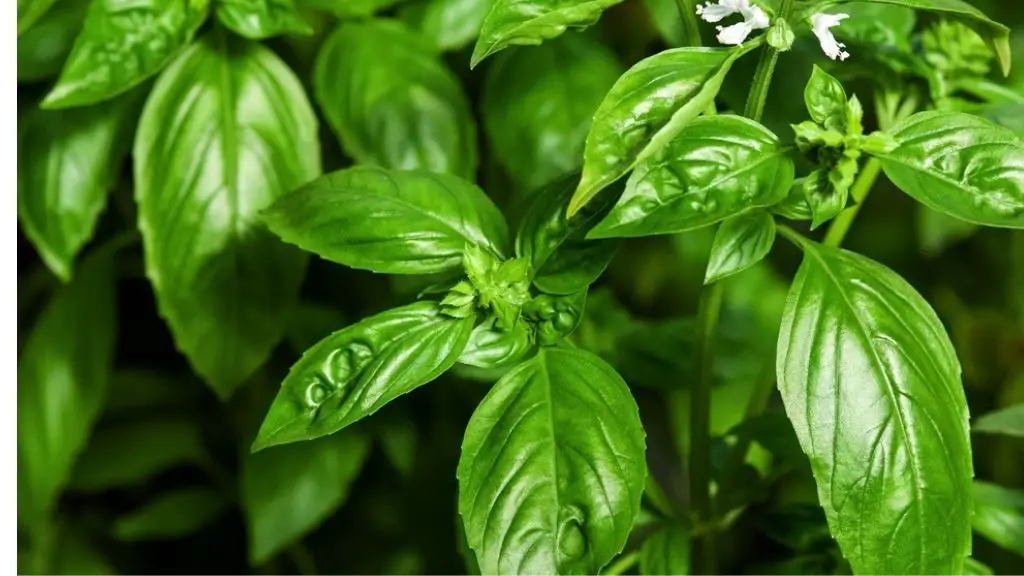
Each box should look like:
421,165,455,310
810,12,851,61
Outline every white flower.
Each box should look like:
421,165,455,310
696,0,770,46
810,12,851,61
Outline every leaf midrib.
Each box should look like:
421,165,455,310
799,243,927,571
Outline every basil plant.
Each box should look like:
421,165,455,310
16,0,1024,572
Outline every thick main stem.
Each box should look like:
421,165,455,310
688,4,790,569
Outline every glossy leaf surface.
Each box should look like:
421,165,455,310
470,0,624,67
972,404,1024,438
216,0,312,39
18,93,139,281
589,115,793,238
838,0,1011,74
401,0,492,51
458,319,534,369
254,302,474,451
569,46,750,215
972,481,1024,555
516,175,618,294
114,487,227,541
879,111,1024,229
805,65,847,132
42,0,209,109
243,431,371,563
313,20,477,179
482,34,622,193
705,211,776,284
18,247,117,527
458,347,646,574
640,523,690,576
134,33,320,398
777,235,973,574
264,167,508,275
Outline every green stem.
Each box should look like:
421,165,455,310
688,5,792,573
689,281,724,574
675,0,704,47
603,551,641,576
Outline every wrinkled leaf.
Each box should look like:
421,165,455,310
18,246,117,528
972,481,1024,555
972,403,1024,438
705,211,776,285
134,33,320,398
400,0,492,51
70,417,206,492
216,0,312,39
16,0,88,83
770,178,813,221
804,65,847,133
777,233,973,574
879,111,1024,229
570,46,753,215
516,174,619,295
263,167,508,275
482,34,622,193
639,523,690,575
114,487,227,541
458,347,646,574
42,0,209,109
314,20,477,179
18,92,140,281
458,318,534,369
470,0,624,67
253,302,474,451
589,115,793,238
243,431,371,563
523,291,587,345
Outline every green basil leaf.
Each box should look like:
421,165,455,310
18,246,117,528
705,211,776,285
516,174,618,295
777,234,972,574
804,65,847,133
770,178,813,221
639,523,690,576
916,205,978,257
524,291,587,345
458,318,534,369
135,33,321,398
879,111,1024,229
297,0,403,15
458,347,646,574
972,403,1024,438
589,115,794,238
972,481,1024,556
400,0,492,51
313,20,477,179
42,0,210,109
243,431,371,563
263,167,508,275
18,0,60,35
835,2,916,48
253,301,474,451
16,0,88,83
216,0,312,39
482,34,622,193
69,418,206,492
569,46,753,215
984,102,1024,136
834,0,1011,75
470,0,624,67
114,487,227,541
18,92,140,281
